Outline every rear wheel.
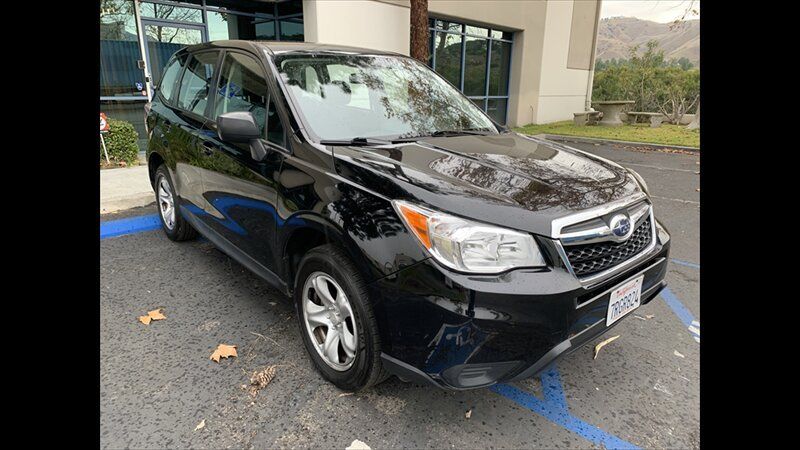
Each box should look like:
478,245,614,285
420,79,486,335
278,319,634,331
294,244,389,391
154,165,197,242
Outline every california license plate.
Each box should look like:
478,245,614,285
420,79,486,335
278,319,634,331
606,275,643,326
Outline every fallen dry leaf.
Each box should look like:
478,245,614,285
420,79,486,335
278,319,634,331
249,365,277,396
673,350,685,358
646,314,655,319
338,392,354,398
593,335,620,359
695,188,700,192
210,344,238,362
347,439,371,450
148,309,166,321
138,308,166,325
194,419,205,431
465,409,472,419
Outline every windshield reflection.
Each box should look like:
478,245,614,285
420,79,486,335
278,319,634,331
273,53,499,141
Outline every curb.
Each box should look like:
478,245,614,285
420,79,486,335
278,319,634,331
100,194,155,215
532,133,700,152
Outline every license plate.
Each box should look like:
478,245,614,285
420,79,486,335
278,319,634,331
606,275,644,326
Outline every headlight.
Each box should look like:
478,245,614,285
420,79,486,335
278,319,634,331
392,200,547,273
627,168,649,195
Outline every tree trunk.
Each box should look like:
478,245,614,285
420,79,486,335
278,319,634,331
409,0,429,63
688,101,700,130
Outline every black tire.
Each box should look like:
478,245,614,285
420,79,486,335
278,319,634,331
294,244,390,391
154,164,197,242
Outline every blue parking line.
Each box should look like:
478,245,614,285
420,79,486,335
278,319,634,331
670,258,700,269
100,214,161,240
660,287,700,342
491,373,639,449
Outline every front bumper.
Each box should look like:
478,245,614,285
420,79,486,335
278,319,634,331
368,221,670,390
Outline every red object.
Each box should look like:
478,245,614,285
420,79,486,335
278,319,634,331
100,112,110,132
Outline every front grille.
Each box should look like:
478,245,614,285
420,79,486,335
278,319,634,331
565,218,652,277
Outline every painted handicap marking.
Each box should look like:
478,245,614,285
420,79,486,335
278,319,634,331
100,214,161,240
491,366,640,449
659,287,700,343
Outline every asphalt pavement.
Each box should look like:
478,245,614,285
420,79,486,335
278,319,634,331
100,141,700,449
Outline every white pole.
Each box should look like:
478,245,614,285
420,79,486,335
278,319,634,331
100,133,110,164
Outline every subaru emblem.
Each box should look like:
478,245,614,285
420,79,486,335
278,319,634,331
610,214,632,239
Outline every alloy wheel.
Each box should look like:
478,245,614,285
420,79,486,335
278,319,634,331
302,272,358,371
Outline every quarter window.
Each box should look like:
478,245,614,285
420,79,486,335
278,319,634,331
214,52,268,135
157,55,186,105
177,52,219,118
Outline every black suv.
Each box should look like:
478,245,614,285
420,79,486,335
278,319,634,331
146,41,670,391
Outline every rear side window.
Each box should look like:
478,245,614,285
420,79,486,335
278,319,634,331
158,55,186,105
214,52,267,135
177,52,219,118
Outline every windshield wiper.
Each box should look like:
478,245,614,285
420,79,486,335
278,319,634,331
319,137,392,146
392,129,494,143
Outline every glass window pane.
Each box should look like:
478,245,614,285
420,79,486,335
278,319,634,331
435,20,461,33
177,52,219,117
100,0,143,97
487,98,507,124
277,0,303,16
491,30,513,40
141,2,202,23
207,0,274,15
157,55,186,104
144,24,203,90
489,40,511,96
470,97,487,110
208,11,274,40
433,32,462,88
214,52,267,134
428,30,435,67
463,36,487,96
465,25,488,37
254,16,277,40
279,18,304,41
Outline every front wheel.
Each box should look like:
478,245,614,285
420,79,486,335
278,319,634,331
294,244,389,391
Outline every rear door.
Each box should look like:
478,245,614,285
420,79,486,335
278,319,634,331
194,50,285,275
169,50,221,217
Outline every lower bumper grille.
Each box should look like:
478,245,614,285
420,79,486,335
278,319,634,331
565,218,653,277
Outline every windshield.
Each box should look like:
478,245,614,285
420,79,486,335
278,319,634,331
273,53,499,141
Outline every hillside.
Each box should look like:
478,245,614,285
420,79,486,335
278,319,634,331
596,17,699,65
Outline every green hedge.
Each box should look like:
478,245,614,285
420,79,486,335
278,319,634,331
101,118,139,166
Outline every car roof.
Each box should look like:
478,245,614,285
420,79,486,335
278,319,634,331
181,40,404,58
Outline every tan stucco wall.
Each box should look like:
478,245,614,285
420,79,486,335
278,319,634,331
303,0,600,126
303,0,410,55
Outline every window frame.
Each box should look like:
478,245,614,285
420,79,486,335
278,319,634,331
428,18,514,124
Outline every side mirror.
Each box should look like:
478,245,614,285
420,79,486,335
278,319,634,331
217,111,268,161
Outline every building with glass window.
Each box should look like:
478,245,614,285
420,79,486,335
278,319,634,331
100,0,601,150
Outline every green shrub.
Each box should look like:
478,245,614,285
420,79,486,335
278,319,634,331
101,118,139,166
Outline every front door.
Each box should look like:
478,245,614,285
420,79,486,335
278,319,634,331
141,20,206,94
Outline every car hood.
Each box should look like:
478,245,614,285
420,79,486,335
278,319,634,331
331,133,643,237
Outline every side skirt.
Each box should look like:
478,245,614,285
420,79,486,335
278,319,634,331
180,205,291,297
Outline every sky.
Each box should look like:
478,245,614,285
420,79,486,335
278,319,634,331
600,0,700,23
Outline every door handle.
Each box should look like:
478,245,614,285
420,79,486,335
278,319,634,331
201,142,215,156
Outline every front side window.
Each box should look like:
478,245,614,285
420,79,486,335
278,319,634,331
274,54,498,141
214,52,268,135
177,52,219,117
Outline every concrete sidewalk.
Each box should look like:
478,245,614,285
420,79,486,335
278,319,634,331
100,165,154,214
